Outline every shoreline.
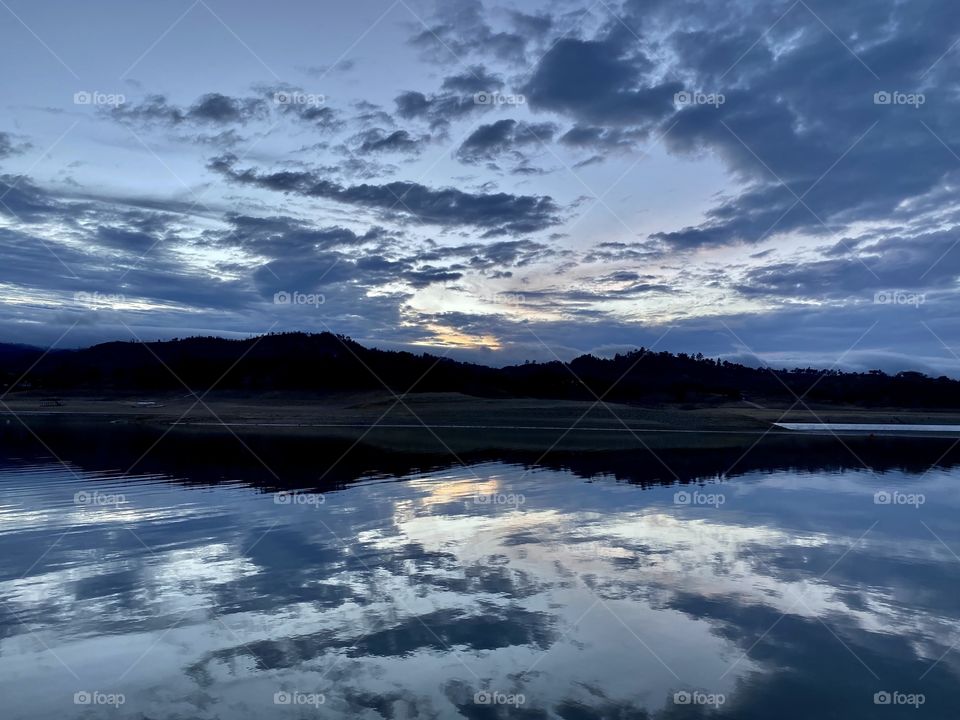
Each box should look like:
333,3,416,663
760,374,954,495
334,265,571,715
3,391,960,452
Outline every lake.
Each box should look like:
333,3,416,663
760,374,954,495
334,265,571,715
777,422,960,435
0,425,957,718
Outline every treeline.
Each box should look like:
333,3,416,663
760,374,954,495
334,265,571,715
1,332,958,407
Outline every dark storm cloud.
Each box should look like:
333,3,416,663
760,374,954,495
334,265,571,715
456,119,558,164
353,129,423,155
522,38,681,127
263,84,343,131
210,214,387,258
394,91,431,120
95,226,159,251
0,174,61,222
413,238,560,269
393,89,488,131
737,228,960,300
283,103,341,131
110,88,343,134
643,0,960,248
350,101,396,128
447,0,960,254
111,93,269,126
209,155,561,236
440,65,504,95
188,93,266,124
409,0,529,66
0,132,29,159
404,267,464,288
508,11,552,38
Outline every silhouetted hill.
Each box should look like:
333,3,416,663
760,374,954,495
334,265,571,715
2,332,959,408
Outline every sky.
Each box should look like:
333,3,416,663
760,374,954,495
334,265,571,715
2,0,960,374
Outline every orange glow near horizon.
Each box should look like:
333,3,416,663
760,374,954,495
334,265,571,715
412,323,503,351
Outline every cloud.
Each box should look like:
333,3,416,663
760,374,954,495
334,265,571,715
456,119,557,164
209,154,562,236
440,65,504,95
409,0,529,65
110,89,343,135
111,93,269,126
508,10,553,38
302,59,356,77
0,174,61,222
394,89,488,130
523,38,680,126
0,132,29,159
354,129,424,155
188,93,267,124
737,228,960,300
209,214,388,259
0,133,14,159
640,0,960,249
9,0,960,379
559,125,639,151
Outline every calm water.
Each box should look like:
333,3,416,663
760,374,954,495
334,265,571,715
1,432,958,718
777,422,960,434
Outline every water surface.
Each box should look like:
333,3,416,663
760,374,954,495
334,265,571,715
0,430,958,718
777,422,960,434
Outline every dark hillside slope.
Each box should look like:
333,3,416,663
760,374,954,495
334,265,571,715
1,332,958,408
